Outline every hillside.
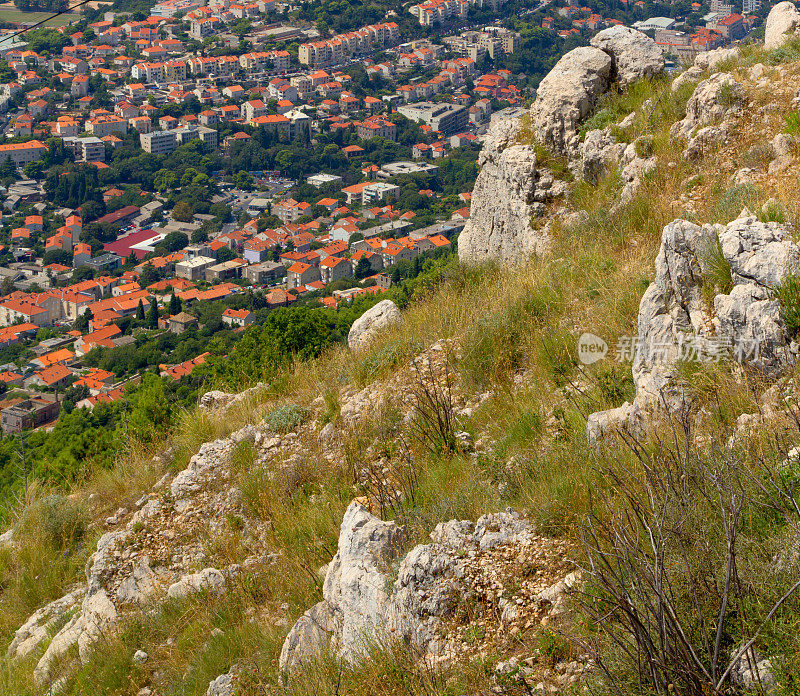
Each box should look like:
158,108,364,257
6,7,800,696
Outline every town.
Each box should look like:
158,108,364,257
0,0,776,433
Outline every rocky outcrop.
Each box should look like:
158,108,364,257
463,29,665,264
694,47,738,71
589,25,664,86
280,502,575,676
13,422,265,687
458,117,567,265
587,212,800,443
670,73,742,142
348,299,403,350
672,65,703,93
530,46,613,158
765,1,800,50
7,587,85,662
199,382,268,412
769,133,795,173
579,129,626,184
279,501,406,671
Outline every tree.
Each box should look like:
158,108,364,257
162,232,189,253
355,257,372,279
172,200,194,222
74,308,93,332
154,169,178,191
146,299,159,329
139,264,159,287
169,293,181,315
136,299,145,321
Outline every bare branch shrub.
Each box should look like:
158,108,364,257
408,348,459,456
577,412,800,695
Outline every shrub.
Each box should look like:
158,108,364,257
19,495,86,549
713,183,764,222
774,274,800,339
698,238,733,304
784,111,800,137
263,404,310,433
578,429,800,696
767,37,800,65
537,628,570,667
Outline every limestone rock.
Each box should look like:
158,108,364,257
769,133,794,173
207,667,239,696
765,1,800,50
530,46,613,158
730,646,778,692
34,589,118,685
672,65,703,93
694,47,738,71
670,73,742,141
348,299,402,350
278,599,338,673
589,25,664,86
684,123,732,160
167,568,226,599
458,117,563,264
279,505,554,675
7,588,85,661
587,214,800,442
579,129,625,184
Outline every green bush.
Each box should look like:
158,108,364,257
699,238,733,302
784,111,800,137
20,495,86,549
774,274,800,339
713,183,764,222
263,404,310,433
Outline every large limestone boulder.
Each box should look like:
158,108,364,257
587,212,800,443
279,501,405,672
530,46,613,158
579,129,626,184
694,47,738,71
348,299,402,350
765,1,800,50
590,25,664,86
279,504,563,675
458,116,566,265
670,73,743,141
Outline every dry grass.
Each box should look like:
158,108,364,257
5,48,800,696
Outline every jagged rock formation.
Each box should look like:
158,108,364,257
280,502,577,675
461,28,666,265
694,46,738,70
11,424,265,687
765,1,800,50
457,117,567,265
671,72,743,160
588,212,800,443
348,299,403,350
589,25,664,87
530,47,613,159
579,129,626,184
670,72,743,160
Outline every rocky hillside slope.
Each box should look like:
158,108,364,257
6,6,800,696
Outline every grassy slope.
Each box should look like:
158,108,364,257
4,41,800,695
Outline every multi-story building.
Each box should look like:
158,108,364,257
0,139,48,167
396,102,468,135
140,129,177,155
298,22,399,67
